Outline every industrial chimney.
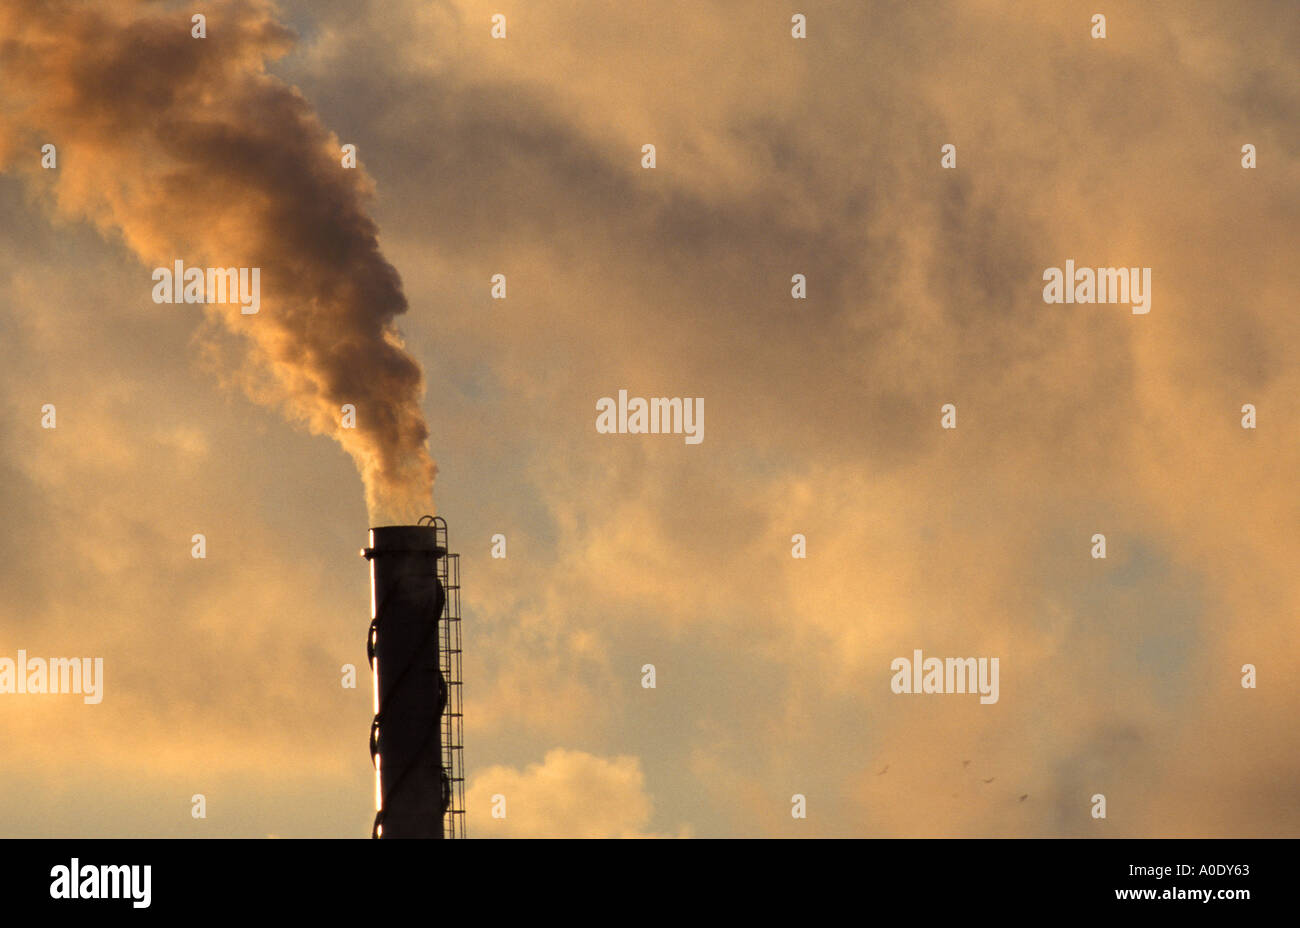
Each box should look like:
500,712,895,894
363,517,464,838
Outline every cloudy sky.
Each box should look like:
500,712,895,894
0,0,1296,837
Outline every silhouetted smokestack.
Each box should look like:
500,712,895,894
363,521,462,838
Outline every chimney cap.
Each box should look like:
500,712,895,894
362,524,447,559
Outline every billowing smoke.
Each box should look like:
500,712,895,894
0,0,435,523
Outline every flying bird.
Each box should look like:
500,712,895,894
982,777,995,784
876,765,889,776
1019,794,1029,802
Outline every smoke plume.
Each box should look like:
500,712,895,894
0,0,435,523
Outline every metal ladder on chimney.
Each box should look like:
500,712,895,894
431,516,466,838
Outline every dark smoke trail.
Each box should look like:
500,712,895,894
0,0,435,522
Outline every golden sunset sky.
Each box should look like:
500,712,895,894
0,0,1296,837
